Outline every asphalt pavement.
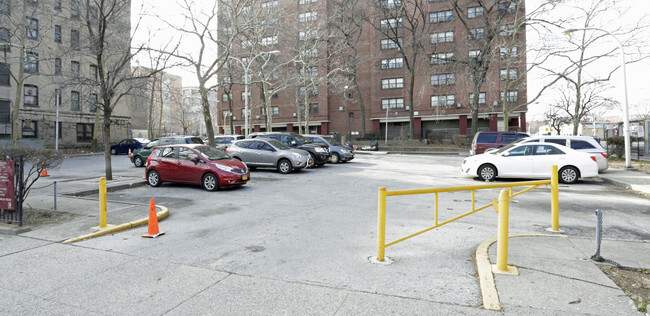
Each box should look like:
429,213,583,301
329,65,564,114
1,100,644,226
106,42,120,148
0,153,648,315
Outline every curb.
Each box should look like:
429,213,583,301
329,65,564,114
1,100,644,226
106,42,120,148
0,223,32,235
62,180,147,197
61,204,169,244
475,233,568,311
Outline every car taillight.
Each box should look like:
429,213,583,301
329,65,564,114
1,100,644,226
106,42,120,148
225,148,229,153
590,156,597,162
601,152,607,158
146,156,152,165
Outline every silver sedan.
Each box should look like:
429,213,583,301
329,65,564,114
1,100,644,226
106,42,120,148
226,138,311,174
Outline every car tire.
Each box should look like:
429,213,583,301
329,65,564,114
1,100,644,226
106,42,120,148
202,173,219,191
147,170,161,187
110,148,117,155
277,159,292,174
559,166,579,184
330,153,340,163
307,153,316,168
478,164,497,181
134,156,144,167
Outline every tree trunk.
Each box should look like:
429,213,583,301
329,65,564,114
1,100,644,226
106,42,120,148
353,76,366,138
103,100,113,180
199,85,216,146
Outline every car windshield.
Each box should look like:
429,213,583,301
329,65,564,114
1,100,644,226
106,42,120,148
145,139,160,148
195,146,231,160
267,139,290,150
323,136,341,146
293,134,312,144
492,139,526,154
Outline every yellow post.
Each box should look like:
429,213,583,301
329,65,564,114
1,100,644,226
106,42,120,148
377,187,387,261
550,165,559,231
99,177,107,228
496,189,510,272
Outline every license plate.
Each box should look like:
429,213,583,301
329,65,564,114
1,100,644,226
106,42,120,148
242,175,248,181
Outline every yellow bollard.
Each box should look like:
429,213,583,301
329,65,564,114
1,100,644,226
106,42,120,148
550,165,559,231
99,177,107,228
377,187,387,261
494,189,518,275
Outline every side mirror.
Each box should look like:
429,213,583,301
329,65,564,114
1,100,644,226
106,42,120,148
191,157,199,164
502,152,510,157
290,140,297,146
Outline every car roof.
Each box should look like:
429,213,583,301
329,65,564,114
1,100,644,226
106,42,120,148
153,144,207,149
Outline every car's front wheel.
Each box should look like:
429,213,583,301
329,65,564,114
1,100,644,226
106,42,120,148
330,153,340,163
277,159,292,174
559,166,579,184
147,170,161,187
202,173,219,191
478,164,497,181
134,156,144,167
306,153,316,168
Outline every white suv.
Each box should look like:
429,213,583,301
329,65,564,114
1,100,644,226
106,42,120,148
520,136,608,172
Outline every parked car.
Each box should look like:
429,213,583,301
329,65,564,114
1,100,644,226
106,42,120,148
247,132,330,167
226,138,311,174
302,134,354,163
110,138,147,155
519,135,608,172
214,135,245,150
461,141,598,184
131,136,204,167
470,131,530,155
145,144,249,191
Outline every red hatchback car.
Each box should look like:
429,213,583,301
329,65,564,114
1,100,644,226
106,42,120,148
145,144,250,191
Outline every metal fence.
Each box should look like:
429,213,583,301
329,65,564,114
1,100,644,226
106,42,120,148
0,155,24,226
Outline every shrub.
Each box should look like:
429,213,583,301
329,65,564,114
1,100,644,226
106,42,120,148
452,134,471,146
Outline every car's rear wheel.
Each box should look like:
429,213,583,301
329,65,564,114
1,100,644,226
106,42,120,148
559,166,579,184
147,170,161,187
307,153,316,168
277,159,292,174
134,156,144,167
202,173,219,191
110,148,117,155
478,164,497,181
330,153,340,163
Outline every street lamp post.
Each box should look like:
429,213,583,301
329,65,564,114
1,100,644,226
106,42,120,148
563,27,631,168
228,50,280,137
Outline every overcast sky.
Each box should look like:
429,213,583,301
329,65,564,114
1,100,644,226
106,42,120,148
131,0,650,121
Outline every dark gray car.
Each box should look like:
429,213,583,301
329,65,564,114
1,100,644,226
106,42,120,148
226,139,311,174
303,134,354,163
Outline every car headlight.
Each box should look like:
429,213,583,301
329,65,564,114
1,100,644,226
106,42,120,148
215,164,234,172
341,149,350,154
314,147,325,153
292,152,303,159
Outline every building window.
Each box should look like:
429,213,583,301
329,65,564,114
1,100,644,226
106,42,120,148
431,95,455,107
90,93,98,112
500,46,518,58
431,52,453,65
499,1,517,14
381,57,403,70
299,30,317,41
90,65,98,81
0,100,10,137
55,58,62,75
430,31,453,44
24,52,39,74
381,77,404,89
500,68,518,81
22,120,37,138
430,73,454,86
0,0,9,14
429,10,453,23
298,11,317,23
271,106,279,116
469,92,486,105
261,0,278,9
380,18,402,30
0,28,9,52
499,24,516,36
55,0,62,11
55,25,62,43
468,50,481,59
380,0,401,8
71,91,80,111
468,28,485,40
381,37,402,50
299,0,317,4
71,29,80,50
301,48,318,58
299,66,318,77
24,85,38,106
467,6,484,18
26,18,38,39
381,98,404,110
222,93,229,102
240,108,250,119
76,123,94,142
27,0,38,6
501,90,519,103
299,86,318,96
0,63,10,86
71,61,80,76
261,35,278,46
71,0,80,19
240,91,251,101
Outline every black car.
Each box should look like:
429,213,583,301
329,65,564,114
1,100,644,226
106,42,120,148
247,132,330,167
110,138,147,155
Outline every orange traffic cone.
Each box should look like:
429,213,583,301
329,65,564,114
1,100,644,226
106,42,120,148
142,198,165,238
128,148,132,157
40,169,49,177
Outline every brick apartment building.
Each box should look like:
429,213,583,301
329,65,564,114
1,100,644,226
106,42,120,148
218,0,527,140
0,0,131,148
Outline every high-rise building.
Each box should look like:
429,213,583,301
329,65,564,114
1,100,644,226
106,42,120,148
0,0,132,148
217,0,527,140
